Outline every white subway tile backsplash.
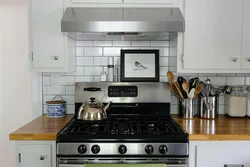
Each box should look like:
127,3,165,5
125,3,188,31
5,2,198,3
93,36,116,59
43,76,51,86
114,57,120,66
47,86,66,95
113,41,131,46
67,105,75,114
160,67,168,76
151,41,169,47
66,86,75,95
83,47,102,56
227,77,245,85
58,76,75,85
159,48,169,56
75,76,93,82
209,77,227,85
94,41,112,46
42,40,249,115
76,47,83,56
132,41,150,46
169,57,177,66
77,57,94,66
103,47,121,56
122,47,140,50
159,57,168,66
76,41,93,46
85,67,102,76
66,67,85,76
94,57,108,66
219,105,225,114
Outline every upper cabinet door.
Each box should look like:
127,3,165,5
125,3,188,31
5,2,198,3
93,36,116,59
71,0,122,3
123,0,175,4
183,0,243,70
241,0,250,69
31,0,65,68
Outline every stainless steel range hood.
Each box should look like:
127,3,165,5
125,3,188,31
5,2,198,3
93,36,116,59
61,8,185,41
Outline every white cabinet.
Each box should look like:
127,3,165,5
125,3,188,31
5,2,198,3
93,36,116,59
123,0,175,4
241,0,250,70
30,0,75,72
189,141,250,167
16,141,56,167
180,0,243,72
71,0,122,3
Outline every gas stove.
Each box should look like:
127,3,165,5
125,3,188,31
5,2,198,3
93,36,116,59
57,82,189,166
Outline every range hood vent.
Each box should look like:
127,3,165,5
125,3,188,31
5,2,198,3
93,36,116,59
62,8,185,41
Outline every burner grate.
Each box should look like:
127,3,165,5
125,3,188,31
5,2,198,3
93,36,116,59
67,120,107,134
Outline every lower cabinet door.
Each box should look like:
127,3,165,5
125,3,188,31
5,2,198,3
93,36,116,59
19,145,51,167
196,145,250,167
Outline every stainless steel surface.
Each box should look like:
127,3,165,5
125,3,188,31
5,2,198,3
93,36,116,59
58,157,188,166
57,143,188,156
224,165,244,167
178,99,195,119
200,96,219,119
74,82,171,103
61,8,185,40
77,100,111,121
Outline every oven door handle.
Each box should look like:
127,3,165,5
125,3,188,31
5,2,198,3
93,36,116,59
59,165,84,167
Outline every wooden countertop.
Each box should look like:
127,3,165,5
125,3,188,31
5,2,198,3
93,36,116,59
172,115,250,140
9,114,250,141
9,115,74,140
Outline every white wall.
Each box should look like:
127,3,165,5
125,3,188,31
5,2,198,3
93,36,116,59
0,1,32,166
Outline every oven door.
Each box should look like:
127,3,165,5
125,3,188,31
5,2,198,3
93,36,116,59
58,157,188,167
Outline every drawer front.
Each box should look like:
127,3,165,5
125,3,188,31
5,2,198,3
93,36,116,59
196,145,250,167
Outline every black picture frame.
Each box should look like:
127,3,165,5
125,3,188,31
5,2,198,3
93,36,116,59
120,50,159,82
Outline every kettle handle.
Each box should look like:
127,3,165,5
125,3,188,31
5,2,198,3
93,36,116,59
90,97,95,102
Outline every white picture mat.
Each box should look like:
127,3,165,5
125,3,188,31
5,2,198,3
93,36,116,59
124,53,155,78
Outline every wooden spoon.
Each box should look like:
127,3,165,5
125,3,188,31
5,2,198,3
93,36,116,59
169,83,181,99
182,81,190,97
167,71,184,99
194,83,203,98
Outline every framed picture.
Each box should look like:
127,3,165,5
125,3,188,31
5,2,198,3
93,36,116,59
120,50,159,82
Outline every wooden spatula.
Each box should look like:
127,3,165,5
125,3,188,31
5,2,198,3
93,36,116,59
167,71,184,99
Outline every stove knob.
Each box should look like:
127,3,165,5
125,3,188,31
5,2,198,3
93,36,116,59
78,145,87,154
118,145,127,154
145,145,154,154
91,145,100,154
159,145,168,154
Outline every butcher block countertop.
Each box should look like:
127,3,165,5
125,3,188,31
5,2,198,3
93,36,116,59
9,114,250,141
9,115,74,140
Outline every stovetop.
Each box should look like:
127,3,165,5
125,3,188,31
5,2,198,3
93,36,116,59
57,114,188,142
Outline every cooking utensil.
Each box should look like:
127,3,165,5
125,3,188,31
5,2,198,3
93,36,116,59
182,81,190,97
169,83,181,99
194,83,203,98
188,88,195,99
177,76,188,98
77,97,111,121
167,71,184,99
205,79,211,96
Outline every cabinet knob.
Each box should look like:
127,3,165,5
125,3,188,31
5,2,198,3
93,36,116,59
247,58,250,62
54,56,59,60
232,57,238,62
40,156,45,160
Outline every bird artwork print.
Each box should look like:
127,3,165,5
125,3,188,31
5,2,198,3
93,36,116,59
134,61,148,70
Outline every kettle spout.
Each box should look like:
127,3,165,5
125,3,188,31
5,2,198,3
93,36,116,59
104,101,111,112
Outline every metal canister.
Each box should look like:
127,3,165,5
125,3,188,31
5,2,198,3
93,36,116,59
179,99,195,119
200,96,219,119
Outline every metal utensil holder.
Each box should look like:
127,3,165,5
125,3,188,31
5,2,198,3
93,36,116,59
179,99,196,119
200,96,219,119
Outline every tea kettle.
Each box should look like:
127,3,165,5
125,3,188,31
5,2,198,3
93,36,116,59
77,97,111,121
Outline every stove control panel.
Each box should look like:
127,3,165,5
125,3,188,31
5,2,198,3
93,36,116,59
57,143,188,156
108,86,138,97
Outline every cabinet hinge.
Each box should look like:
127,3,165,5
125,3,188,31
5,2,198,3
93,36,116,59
181,54,184,63
31,52,34,61
18,153,21,163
